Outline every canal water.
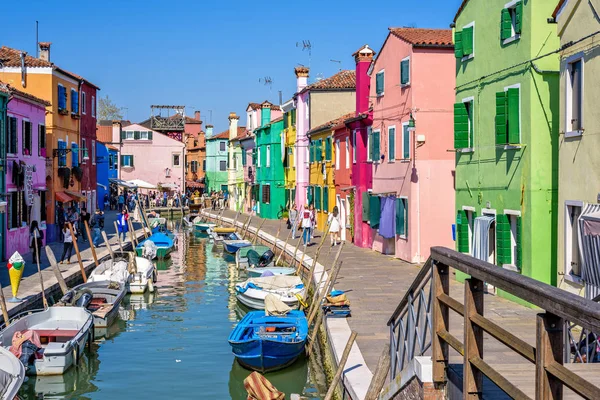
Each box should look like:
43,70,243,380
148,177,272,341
18,222,325,399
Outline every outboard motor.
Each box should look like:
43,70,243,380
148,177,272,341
258,250,275,268
247,250,260,267
75,292,93,308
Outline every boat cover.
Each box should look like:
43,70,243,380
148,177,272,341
143,240,158,259
244,371,284,400
89,260,130,284
244,276,303,291
264,294,291,317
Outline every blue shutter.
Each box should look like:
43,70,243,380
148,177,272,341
71,143,79,167
58,141,66,166
71,89,79,113
58,86,66,110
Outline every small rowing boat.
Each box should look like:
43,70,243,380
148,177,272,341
235,275,305,310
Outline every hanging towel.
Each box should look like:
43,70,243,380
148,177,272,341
472,216,495,262
369,195,381,229
362,191,370,222
379,196,396,239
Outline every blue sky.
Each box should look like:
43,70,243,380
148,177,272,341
2,0,462,132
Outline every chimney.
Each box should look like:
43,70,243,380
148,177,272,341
260,102,271,126
353,44,376,115
39,42,52,62
112,120,122,143
295,66,309,93
194,111,201,121
206,124,214,137
228,112,239,140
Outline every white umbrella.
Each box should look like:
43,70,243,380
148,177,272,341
126,179,157,190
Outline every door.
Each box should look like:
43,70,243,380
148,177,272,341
338,196,346,241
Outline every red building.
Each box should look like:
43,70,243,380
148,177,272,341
79,80,99,212
332,114,354,242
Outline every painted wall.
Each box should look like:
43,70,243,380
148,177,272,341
333,125,353,242
240,137,256,212
283,110,297,207
308,130,336,232
205,136,229,193
79,81,98,213
295,76,309,210
96,143,118,211
454,0,559,294
256,119,285,219
0,92,8,259
310,91,356,128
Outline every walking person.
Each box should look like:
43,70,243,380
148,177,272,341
80,209,90,242
68,207,79,242
116,209,129,242
118,193,125,212
289,204,299,239
327,206,341,246
91,210,102,247
309,204,316,240
59,223,74,264
29,220,44,262
301,204,314,246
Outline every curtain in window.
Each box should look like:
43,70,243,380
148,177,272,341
578,204,600,299
471,216,495,262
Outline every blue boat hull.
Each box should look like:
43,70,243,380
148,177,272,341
223,241,252,254
230,339,305,372
136,232,174,259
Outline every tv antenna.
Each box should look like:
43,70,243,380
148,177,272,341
296,39,313,68
259,76,273,90
330,59,342,71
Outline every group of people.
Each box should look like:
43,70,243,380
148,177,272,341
287,203,342,247
209,191,228,211
57,208,105,264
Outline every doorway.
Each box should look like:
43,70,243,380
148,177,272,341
337,195,346,241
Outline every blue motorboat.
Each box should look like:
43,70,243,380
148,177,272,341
223,238,252,254
228,310,308,372
136,232,174,259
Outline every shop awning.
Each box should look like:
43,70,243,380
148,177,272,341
160,183,178,189
55,192,73,203
127,179,157,189
186,180,204,188
65,190,87,201
109,178,138,189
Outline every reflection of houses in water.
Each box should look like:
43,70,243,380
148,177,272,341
184,232,208,282
127,291,157,311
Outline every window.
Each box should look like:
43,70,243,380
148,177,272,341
346,137,350,169
454,99,474,149
22,120,32,155
565,202,583,278
140,131,148,140
501,1,523,43
81,92,86,114
396,197,408,237
70,89,79,114
92,140,96,165
220,141,227,151
325,137,332,161
242,151,248,167
108,154,115,170
455,22,474,60
91,96,96,117
566,57,583,135
309,141,314,163
388,126,396,162
125,131,134,140
323,186,329,212
40,190,47,222
81,138,89,160
71,142,79,167
352,130,356,164
38,125,46,157
456,209,475,253
495,85,520,145
57,85,67,112
315,186,321,210
133,131,141,140
57,140,67,167
400,57,410,85
497,212,522,269
121,155,134,167
402,124,410,159
203,159,206,171
335,140,340,170
266,145,271,167
21,191,30,226
7,192,20,230
7,116,17,154
219,160,227,171
376,70,385,96
291,109,296,125
191,161,198,172
257,148,261,168
173,154,181,167
371,130,380,163
262,184,271,204
367,128,372,161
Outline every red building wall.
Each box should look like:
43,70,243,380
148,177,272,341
80,81,98,211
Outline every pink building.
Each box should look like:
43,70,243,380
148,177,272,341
114,123,186,192
4,83,51,256
369,28,455,262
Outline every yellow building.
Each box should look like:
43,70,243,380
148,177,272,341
307,120,336,233
0,44,89,241
282,99,296,208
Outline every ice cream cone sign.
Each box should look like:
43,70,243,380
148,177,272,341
7,251,24,302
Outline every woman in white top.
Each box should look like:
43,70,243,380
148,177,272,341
59,223,74,264
327,206,341,246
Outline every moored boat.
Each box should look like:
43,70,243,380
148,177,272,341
236,245,273,269
246,267,296,278
0,346,25,398
235,276,305,310
89,254,156,294
194,221,216,233
135,233,174,259
223,239,252,254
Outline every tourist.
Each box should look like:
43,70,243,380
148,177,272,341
69,207,79,241
57,205,66,241
309,204,316,240
327,206,341,246
301,204,314,246
103,193,109,210
289,204,298,239
163,191,168,207
222,191,228,210
29,220,44,262
59,223,74,264
80,208,90,242
116,209,129,242
90,211,102,247
118,192,125,211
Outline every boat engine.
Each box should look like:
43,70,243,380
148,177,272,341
258,250,275,268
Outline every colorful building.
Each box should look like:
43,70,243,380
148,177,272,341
239,135,256,213
4,83,50,258
282,99,297,209
116,123,185,191
553,0,600,298
255,107,285,219
95,141,118,211
79,79,99,213
453,0,560,293
293,68,356,209
227,113,245,211
368,28,456,262
205,126,229,194
0,43,97,242
0,85,7,258
182,111,205,193
332,114,354,242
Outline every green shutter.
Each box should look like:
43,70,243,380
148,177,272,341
323,186,329,212
516,216,522,268
456,210,470,253
315,186,321,210
148,131,153,140
469,101,474,148
309,142,314,163
496,214,511,266
403,125,410,159
121,130,126,140
369,195,380,229
284,113,288,129
388,128,395,160
362,191,370,222
396,198,405,236
325,137,332,161
495,91,508,145
307,186,313,205
316,139,322,162
400,60,409,85
454,102,469,149
462,26,474,56
454,30,463,59
368,129,373,160
515,2,523,34
507,88,520,144
291,109,296,125
373,131,380,162
376,72,384,95
501,8,512,40
134,131,140,140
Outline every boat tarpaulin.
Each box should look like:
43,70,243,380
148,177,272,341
244,371,284,400
264,294,291,316
55,192,73,203
245,275,303,291
472,216,495,262
127,179,156,189
578,204,600,299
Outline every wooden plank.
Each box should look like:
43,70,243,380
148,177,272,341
68,222,87,282
324,331,358,400
84,220,99,267
469,356,532,400
546,361,600,399
45,246,68,295
364,342,390,400
470,313,536,363
432,262,450,382
464,278,484,398
437,328,464,356
535,313,563,399
438,292,464,316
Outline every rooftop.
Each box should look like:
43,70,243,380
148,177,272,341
0,81,51,106
389,27,453,47
207,126,247,141
302,70,356,93
308,112,355,135
247,102,281,111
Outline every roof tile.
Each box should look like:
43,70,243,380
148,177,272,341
308,112,355,135
304,70,356,92
389,28,453,47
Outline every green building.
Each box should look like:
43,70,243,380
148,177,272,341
255,107,285,220
452,0,560,298
205,126,229,194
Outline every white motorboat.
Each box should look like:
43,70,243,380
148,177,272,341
235,275,305,310
0,346,25,399
89,254,156,294
0,307,93,376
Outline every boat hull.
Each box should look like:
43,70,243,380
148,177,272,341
223,240,252,254
135,246,172,259
246,267,295,278
235,288,303,310
232,340,305,373
194,223,215,232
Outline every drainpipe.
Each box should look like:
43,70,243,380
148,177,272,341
20,52,26,88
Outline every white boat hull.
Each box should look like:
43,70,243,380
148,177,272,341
235,287,304,310
90,257,156,294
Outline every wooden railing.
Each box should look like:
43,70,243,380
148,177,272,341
386,247,600,399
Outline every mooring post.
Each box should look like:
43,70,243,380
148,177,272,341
34,240,48,309
45,246,68,295
323,331,358,400
84,221,99,267
68,222,87,282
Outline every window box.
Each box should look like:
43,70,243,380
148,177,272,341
72,166,84,182
58,108,69,115
71,113,80,120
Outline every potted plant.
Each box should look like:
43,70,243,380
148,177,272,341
72,166,84,182
58,107,69,116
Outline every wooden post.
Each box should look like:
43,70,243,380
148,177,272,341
302,221,331,305
0,283,9,326
114,221,123,252
276,221,294,266
45,246,68,296
307,244,344,324
127,218,138,246
136,198,150,238
243,215,253,239
68,222,87,282
102,231,115,260
364,342,391,400
431,261,448,383
464,278,484,398
33,240,48,309
308,260,343,328
307,308,324,357
535,313,564,399
323,331,358,400
252,218,266,245
291,234,304,271
275,218,283,243
84,221,99,267
233,210,240,227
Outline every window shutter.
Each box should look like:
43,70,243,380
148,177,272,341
456,210,470,252
369,195,380,229
307,186,313,205
325,137,332,161
401,60,409,84
463,26,474,56
58,86,65,109
362,191,370,222
495,91,508,145
309,142,314,163
454,31,463,59
130,155,134,167
389,128,395,160
148,131,153,140
284,114,288,129
403,125,410,159
318,139,323,162
516,216,522,268
323,186,329,212
121,130,126,140
507,88,520,144
315,186,321,210
396,198,405,236
120,155,124,166
515,2,523,34
376,73,383,95
454,103,469,149
373,131,380,162
496,214,511,266
291,109,296,125
134,131,140,140
501,8,512,40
